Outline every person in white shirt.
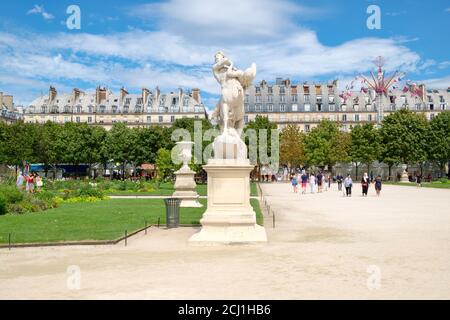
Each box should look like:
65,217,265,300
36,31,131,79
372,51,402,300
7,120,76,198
309,173,316,194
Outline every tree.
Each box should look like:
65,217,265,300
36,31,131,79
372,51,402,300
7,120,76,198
350,124,382,179
304,120,349,171
106,123,134,179
3,121,38,170
380,109,429,178
427,111,450,177
244,115,278,179
155,147,175,181
280,124,305,169
32,121,63,178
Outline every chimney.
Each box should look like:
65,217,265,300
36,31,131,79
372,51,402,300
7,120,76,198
96,86,107,104
142,88,150,106
178,88,183,108
191,88,201,103
153,86,161,108
48,86,57,105
120,87,129,104
73,88,83,105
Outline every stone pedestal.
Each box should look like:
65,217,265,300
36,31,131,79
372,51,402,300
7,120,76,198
173,167,202,207
400,165,410,182
172,141,202,207
189,159,267,244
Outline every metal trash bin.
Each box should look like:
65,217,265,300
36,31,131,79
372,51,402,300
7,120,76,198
164,198,181,228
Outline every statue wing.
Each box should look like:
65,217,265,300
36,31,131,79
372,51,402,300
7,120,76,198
238,63,256,90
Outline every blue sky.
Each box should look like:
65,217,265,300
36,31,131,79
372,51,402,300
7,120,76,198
1,0,449,110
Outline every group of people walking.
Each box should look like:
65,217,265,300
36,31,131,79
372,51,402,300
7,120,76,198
290,171,332,194
291,171,383,197
16,172,43,193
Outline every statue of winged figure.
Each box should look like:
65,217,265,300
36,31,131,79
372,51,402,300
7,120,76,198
211,51,256,139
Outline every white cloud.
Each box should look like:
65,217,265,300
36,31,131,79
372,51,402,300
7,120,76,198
27,5,54,20
2,0,448,107
423,75,450,89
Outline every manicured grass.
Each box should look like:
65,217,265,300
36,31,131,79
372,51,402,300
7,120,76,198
251,198,264,226
107,182,258,196
384,181,450,189
0,198,264,244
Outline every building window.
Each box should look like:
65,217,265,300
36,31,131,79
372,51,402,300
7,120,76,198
317,104,322,112
159,115,163,123
430,114,435,120
342,114,347,121
429,104,434,110
53,116,57,122
136,98,143,105
305,124,310,133
125,98,132,105
329,104,335,111
366,104,372,111
304,103,311,112
76,106,82,113
76,117,80,123
368,114,372,121
88,117,92,123
64,117,69,123
427,96,432,103
279,86,285,94
268,87,273,94
280,104,286,112
280,95,286,103
255,104,261,112
267,95,273,103
292,95,298,103
292,104,298,112
255,86,261,94
123,106,129,114
245,103,249,112
244,115,249,124
440,103,446,110
354,114,360,122
245,95,249,103
147,116,151,123
329,96,335,103
171,115,175,122
99,105,106,113
316,95,322,103
304,95,310,103
255,95,261,103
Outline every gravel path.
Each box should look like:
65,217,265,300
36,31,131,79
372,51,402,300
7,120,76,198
0,183,449,299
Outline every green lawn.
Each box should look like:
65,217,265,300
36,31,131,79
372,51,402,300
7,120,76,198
384,181,450,189
106,182,258,196
0,198,264,244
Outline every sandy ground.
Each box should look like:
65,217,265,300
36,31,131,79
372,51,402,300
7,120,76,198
0,183,449,299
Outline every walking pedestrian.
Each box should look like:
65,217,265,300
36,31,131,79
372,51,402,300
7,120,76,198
416,174,422,187
344,174,353,197
337,174,343,191
16,171,25,190
361,172,369,197
317,172,323,193
309,173,316,194
26,173,35,193
291,174,298,193
375,175,382,196
35,173,43,192
301,172,308,194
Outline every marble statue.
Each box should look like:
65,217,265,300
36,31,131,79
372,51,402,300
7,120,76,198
211,52,256,160
189,52,266,244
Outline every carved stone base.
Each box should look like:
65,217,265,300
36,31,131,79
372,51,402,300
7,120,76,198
189,160,267,245
173,166,202,208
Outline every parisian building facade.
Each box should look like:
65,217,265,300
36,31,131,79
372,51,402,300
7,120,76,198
24,86,208,130
244,78,450,131
0,92,23,124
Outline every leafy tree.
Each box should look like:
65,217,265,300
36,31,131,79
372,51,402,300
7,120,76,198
350,124,382,179
155,147,175,181
34,121,63,178
380,109,429,178
244,115,278,178
427,111,450,177
280,124,305,169
304,120,349,171
2,121,38,170
106,123,134,179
